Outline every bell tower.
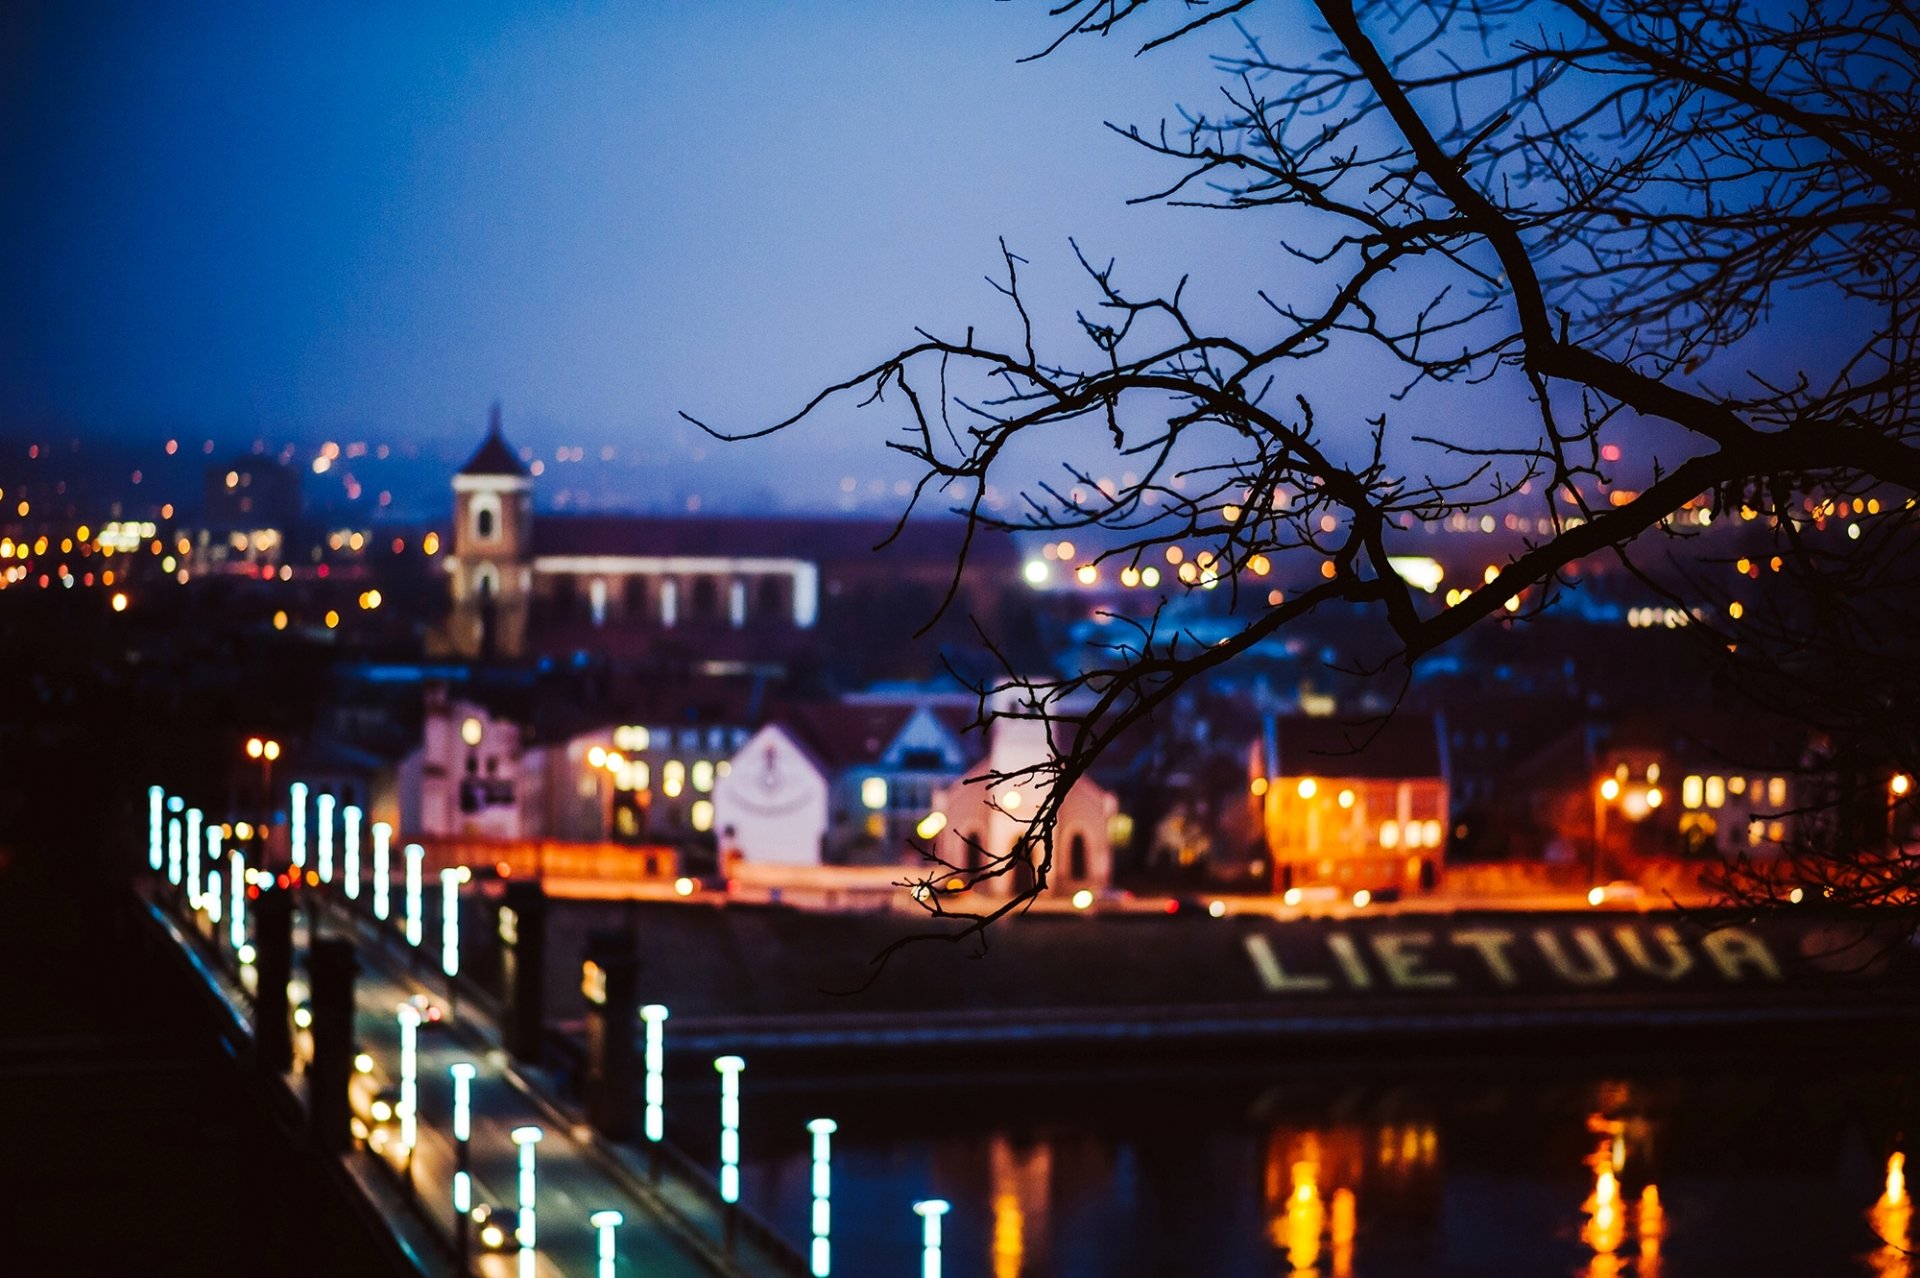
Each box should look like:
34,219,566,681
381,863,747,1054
449,402,534,659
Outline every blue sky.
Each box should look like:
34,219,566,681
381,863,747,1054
2,2,1313,507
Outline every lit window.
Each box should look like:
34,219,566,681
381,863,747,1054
461,717,484,747
1705,776,1725,808
1768,820,1785,842
1423,820,1443,847
690,800,713,833
861,777,889,810
1380,822,1400,849
1682,776,1703,809
1728,776,1747,796
662,760,685,798
1337,789,1355,810
1296,778,1318,800
1768,777,1787,806
691,760,715,793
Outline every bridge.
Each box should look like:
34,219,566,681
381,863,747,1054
141,786,812,1278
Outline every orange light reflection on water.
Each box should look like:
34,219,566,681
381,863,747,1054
1869,1153,1911,1278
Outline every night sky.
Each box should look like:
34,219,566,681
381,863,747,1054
0,2,1310,507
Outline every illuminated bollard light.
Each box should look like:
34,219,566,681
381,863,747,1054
441,867,463,978
185,808,204,907
716,1055,746,1204
342,805,362,900
148,786,164,870
290,782,308,869
807,1118,836,1276
397,1002,421,1155
404,843,425,947
204,826,223,917
371,822,392,921
168,815,183,887
316,792,335,884
913,1199,950,1278
642,1004,669,1145
512,1125,543,1278
451,1062,476,1262
591,1210,623,1278
229,850,247,950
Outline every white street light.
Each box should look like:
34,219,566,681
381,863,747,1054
167,816,182,887
289,782,308,869
512,1125,543,1277
316,792,335,883
185,808,203,908
229,849,246,951
451,1062,476,1222
808,1118,837,1276
591,1210,623,1278
397,1002,421,1154
404,843,425,947
716,1055,745,1204
148,786,164,870
914,1199,951,1278
204,825,223,918
441,867,461,978
342,805,362,900
371,822,392,921
641,1003,669,1144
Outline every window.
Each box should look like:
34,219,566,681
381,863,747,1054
470,492,501,543
1068,834,1088,879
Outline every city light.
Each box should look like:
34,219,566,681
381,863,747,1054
914,1199,951,1278
641,1004,668,1143
289,782,308,869
148,786,163,870
397,1002,420,1154
716,1055,745,1204
451,1062,476,1223
1072,889,1093,909
316,792,335,883
204,825,223,916
808,1118,836,1277
229,850,246,950
372,822,392,920
1599,778,1621,801
441,867,461,978
342,805,362,900
185,808,203,908
404,844,425,947
512,1125,543,1274
591,1210,623,1278
1895,774,1913,798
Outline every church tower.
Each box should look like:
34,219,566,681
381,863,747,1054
448,403,534,660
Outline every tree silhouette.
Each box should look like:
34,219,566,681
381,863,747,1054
695,0,1920,947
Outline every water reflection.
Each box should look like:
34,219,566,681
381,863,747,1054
1868,1152,1910,1278
734,1063,1910,1277
990,1136,1050,1278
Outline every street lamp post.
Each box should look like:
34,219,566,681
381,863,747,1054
290,781,308,871
404,843,425,951
451,1062,476,1269
371,822,392,921
913,1199,950,1278
148,786,164,871
642,1003,668,1176
342,805,362,902
229,848,247,953
807,1118,836,1277
397,1001,421,1190
185,808,204,909
716,1054,745,1251
316,792,335,885
245,737,280,862
590,1210,623,1278
512,1126,543,1278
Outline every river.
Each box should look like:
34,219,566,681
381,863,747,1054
668,1051,1913,1277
